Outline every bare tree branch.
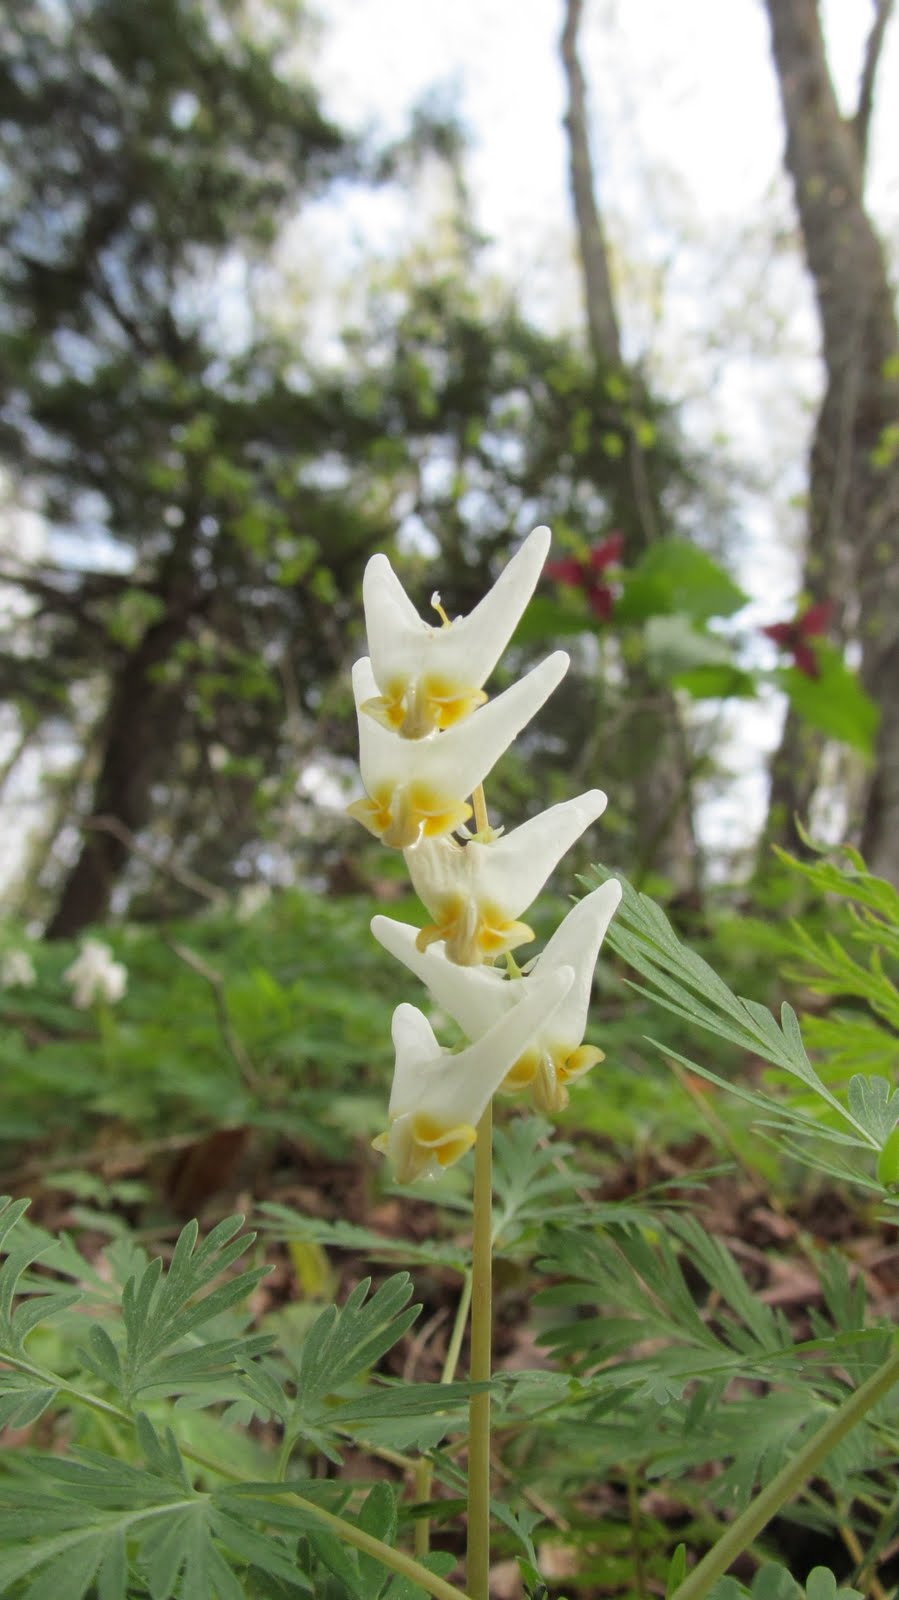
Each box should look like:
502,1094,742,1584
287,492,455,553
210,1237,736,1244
84,813,226,907
852,0,895,174
559,0,621,365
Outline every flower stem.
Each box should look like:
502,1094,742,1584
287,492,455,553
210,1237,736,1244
466,1098,494,1600
415,1270,473,1559
472,783,489,836
672,1340,899,1600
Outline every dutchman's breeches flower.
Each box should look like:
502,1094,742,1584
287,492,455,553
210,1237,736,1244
361,526,551,738
348,651,569,850
404,790,608,965
63,938,127,1009
372,880,623,1114
350,523,621,1178
373,967,574,1182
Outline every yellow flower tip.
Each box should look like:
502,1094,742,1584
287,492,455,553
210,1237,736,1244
351,782,472,850
346,793,394,839
558,1044,604,1085
380,811,428,850
412,1112,477,1168
501,1052,540,1094
418,902,536,968
528,1044,603,1114
477,915,534,960
428,681,488,731
360,693,405,731
419,804,473,839
374,1114,478,1182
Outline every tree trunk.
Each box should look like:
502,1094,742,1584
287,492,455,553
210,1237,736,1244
45,554,200,937
760,0,899,878
559,0,699,894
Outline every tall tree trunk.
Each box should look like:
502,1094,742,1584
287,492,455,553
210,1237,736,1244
45,549,200,937
759,0,899,878
560,0,699,894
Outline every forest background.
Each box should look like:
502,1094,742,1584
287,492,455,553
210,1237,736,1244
2,2,899,1597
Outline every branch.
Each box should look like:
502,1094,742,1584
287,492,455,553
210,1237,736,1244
83,813,225,907
852,0,895,174
0,565,131,618
559,0,621,365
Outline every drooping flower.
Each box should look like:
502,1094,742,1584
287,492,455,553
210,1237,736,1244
1,950,36,990
403,790,608,965
762,601,832,680
372,878,622,1114
235,882,271,923
348,651,569,849
373,966,574,1182
545,532,624,621
361,526,551,738
63,938,127,1009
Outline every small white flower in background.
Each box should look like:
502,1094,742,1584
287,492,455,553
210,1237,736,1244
348,651,569,850
64,939,127,1009
361,526,551,739
235,882,271,922
1,950,37,990
374,967,574,1182
372,879,623,1114
404,789,608,965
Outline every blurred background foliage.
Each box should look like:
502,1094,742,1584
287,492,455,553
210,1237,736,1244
0,0,895,1196
2,0,892,943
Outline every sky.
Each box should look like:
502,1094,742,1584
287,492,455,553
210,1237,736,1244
302,0,899,864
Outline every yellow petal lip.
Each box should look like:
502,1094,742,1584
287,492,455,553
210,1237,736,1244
502,1052,540,1093
413,898,534,967
558,1044,604,1084
372,676,490,740
412,1113,477,1167
346,791,394,839
349,781,473,850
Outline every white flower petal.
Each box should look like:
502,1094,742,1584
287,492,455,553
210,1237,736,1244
374,882,622,1115
362,527,552,737
383,965,573,1135
403,789,607,962
388,1002,442,1118
349,651,569,849
372,916,513,1037
532,879,622,1050
0,950,36,990
63,938,127,1008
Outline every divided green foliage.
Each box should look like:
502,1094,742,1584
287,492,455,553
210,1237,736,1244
582,863,899,1190
0,1435,362,1600
533,1210,897,1526
0,1202,464,1599
273,1274,478,1464
82,1215,272,1406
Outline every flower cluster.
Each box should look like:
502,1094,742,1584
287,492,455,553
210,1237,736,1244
349,527,621,1183
63,939,127,1009
1,949,36,991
